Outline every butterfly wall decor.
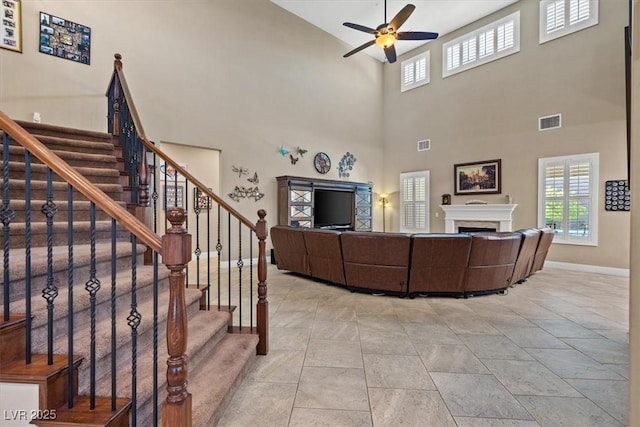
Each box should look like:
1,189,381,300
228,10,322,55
247,172,259,184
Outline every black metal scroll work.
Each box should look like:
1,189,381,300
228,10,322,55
24,151,33,363
237,223,244,331
216,205,222,311
110,219,118,412
67,185,75,408
85,203,101,409
108,54,149,208
41,168,58,365
2,133,15,322
127,234,142,426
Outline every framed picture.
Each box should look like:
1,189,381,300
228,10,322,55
163,185,184,210
38,11,91,65
194,187,212,211
1,0,22,53
454,159,501,195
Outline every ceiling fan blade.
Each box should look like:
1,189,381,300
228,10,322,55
388,4,416,32
343,39,376,57
343,22,377,34
384,45,397,63
397,31,439,41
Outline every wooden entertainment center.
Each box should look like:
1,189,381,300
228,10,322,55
276,175,372,231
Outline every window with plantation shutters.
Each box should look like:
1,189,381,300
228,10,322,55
401,51,430,92
539,0,598,44
400,171,430,233
442,11,520,78
538,153,599,245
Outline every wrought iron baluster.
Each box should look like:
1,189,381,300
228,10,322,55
194,189,201,290
237,223,243,331
128,234,141,426
250,233,254,332
85,202,101,410
67,185,74,408
41,168,58,365
207,197,211,310
185,180,189,287
152,152,158,234
153,251,159,427
111,219,117,412
24,151,32,361
216,205,222,311
227,212,231,310
2,132,15,322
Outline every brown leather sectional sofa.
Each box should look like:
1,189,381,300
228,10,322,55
270,225,554,298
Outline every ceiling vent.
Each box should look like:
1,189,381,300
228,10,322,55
417,139,431,151
539,114,562,131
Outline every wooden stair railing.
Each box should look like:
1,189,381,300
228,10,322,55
106,53,269,356
0,110,268,426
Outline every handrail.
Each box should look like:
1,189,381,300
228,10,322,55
0,110,162,252
108,53,257,231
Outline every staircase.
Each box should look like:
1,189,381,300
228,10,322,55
0,121,259,426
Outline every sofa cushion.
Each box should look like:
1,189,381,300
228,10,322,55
340,231,411,294
510,228,542,285
303,228,346,285
530,227,555,275
408,233,472,295
464,232,522,294
269,225,310,276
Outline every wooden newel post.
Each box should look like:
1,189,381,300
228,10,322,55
138,146,149,207
111,53,122,137
162,208,192,427
255,209,269,356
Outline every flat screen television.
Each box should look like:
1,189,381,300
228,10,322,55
313,189,353,228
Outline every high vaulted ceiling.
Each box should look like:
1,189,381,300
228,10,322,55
270,0,519,62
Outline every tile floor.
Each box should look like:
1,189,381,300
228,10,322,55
218,266,629,427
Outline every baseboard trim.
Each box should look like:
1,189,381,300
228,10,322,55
545,261,630,277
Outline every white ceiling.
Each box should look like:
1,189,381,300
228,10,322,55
270,0,519,62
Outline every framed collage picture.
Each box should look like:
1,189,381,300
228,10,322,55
39,11,90,64
1,0,21,52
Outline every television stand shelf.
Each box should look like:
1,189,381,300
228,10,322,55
276,175,372,231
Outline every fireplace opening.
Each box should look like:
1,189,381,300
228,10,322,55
458,226,497,234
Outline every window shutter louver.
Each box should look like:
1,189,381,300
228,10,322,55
443,11,519,77
540,0,597,43
539,154,598,245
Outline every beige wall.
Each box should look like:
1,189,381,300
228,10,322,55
382,0,630,269
0,0,631,269
0,0,385,233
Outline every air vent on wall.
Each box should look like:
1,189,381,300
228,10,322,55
417,139,431,151
539,114,562,131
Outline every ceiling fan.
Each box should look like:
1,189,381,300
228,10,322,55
343,1,438,63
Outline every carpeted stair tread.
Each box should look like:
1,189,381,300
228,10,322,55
190,333,259,427
5,161,120,182
6,144,118,167
5,199,128,222
16,134,116,155
131,310,237,426
1,177,122,194
53,282,197,368
0,242,147,284
2,220,131,248
12,121,113,143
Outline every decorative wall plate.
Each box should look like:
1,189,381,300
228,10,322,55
314,152,331,174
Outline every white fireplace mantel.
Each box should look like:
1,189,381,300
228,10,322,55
440,204,517,233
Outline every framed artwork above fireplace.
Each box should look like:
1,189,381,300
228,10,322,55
454,159,501,195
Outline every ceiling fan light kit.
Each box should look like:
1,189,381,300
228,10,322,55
342,1,438,63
